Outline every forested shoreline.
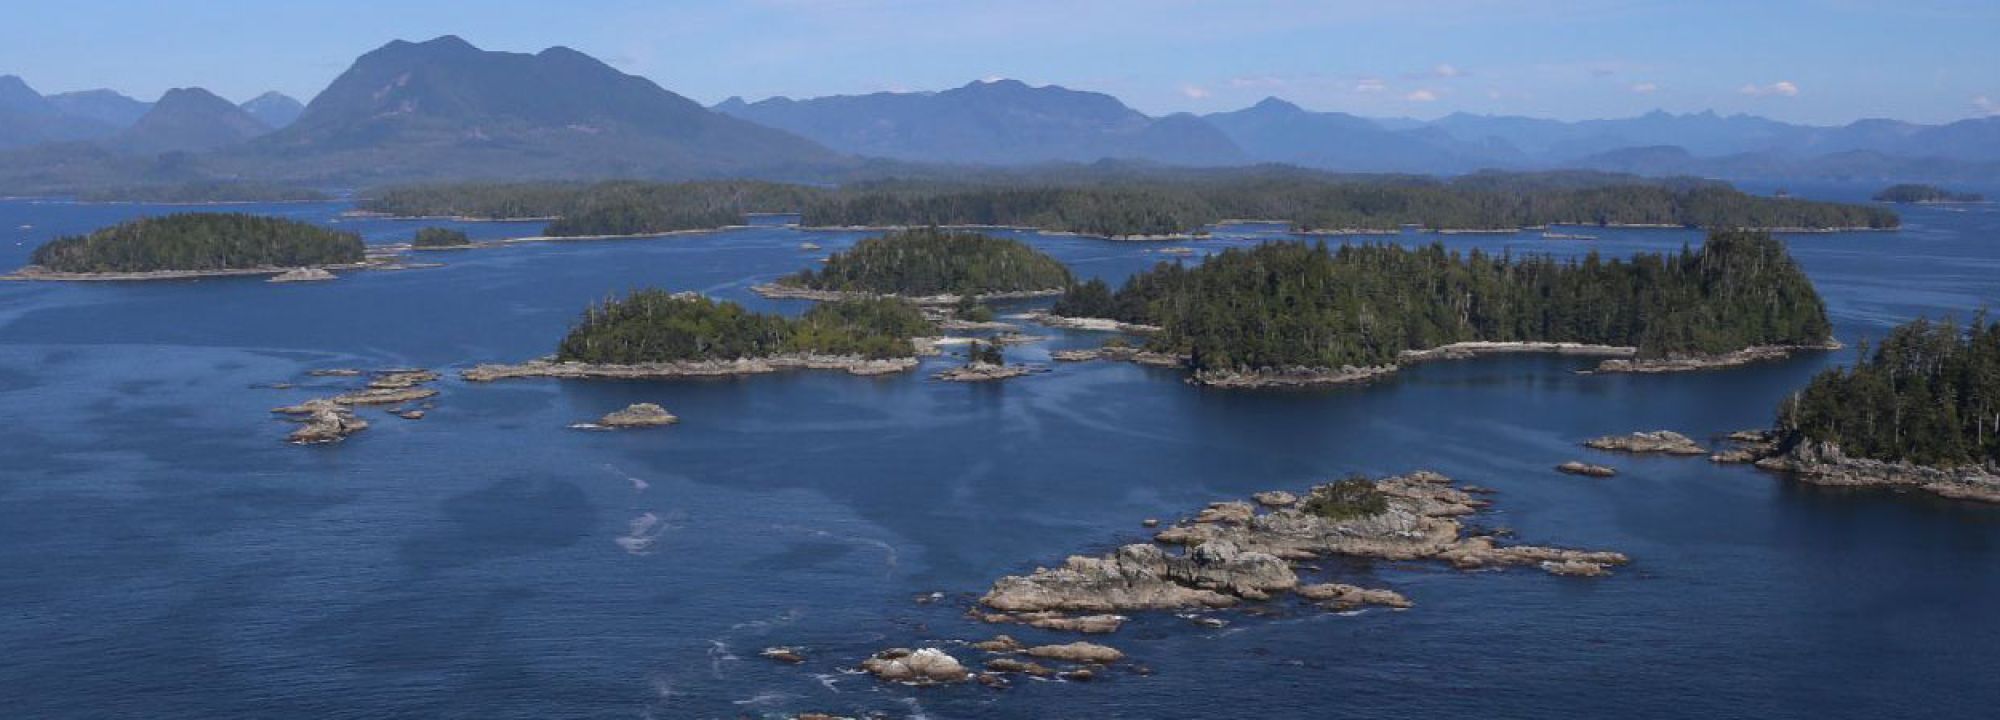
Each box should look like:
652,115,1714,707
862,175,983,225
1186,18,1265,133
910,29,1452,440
776,228,1073,296
28,213,366,273
354,173,1897,239
1053,230,1832,372
554,291,934,364
1778,317,2000,468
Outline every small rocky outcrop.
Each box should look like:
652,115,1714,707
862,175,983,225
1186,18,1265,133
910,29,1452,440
367,370,439,389
1024,642,1124,664
1252,490,1298,507
975,611,1126,634
268,267,336,283
1584,430,1707,455
1294,583,1413,610
860,648,970,684
282,401,369,444
591,403,679,428
333,386,440,406
934,362,1038,382
1557,461,1618,477
970,635,1024,653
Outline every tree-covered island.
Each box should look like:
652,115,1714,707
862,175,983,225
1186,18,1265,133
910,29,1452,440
1872,184,1986,204
1050,230,1835,386
762,228,1073,300
411,227,472,248
25,212,366,275
356,172,1897,240
1694,315,2000,504
460,291,938,382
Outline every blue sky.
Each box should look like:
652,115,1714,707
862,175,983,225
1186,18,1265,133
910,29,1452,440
4,0,1996,124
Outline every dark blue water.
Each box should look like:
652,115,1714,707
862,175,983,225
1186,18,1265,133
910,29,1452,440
2,192,1998,719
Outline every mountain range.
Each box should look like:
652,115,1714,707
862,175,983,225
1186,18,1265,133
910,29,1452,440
2,36,1997,192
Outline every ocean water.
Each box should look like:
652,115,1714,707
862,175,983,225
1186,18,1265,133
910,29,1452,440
1,190,1997,719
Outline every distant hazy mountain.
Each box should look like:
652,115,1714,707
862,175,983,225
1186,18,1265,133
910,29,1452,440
239,91,304,129
113,87,271,155
47,89,152,129
1204,97,1517,173
230,36,838,182
1424,110,2000,164
716,79,1244,166
0,75,115,149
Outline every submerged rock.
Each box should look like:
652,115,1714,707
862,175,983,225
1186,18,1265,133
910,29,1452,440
1557,461,1618,477
1584,430,1708,455
985,657,1055,677
761,647,807,664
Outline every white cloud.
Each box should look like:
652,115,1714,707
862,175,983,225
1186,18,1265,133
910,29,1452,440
1405,89,1439,102
1179,84,1211,99
980,75,1009,84
1630,82,1658,94
1228,76,1287,89
1739,80,1800,97
1434,63,1463,78
1977,96,2000,116
1354,77,1386,93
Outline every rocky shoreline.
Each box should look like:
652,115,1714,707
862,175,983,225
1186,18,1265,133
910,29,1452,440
1592,340,1842,374
1188,364,1399,388
749,282,1065,305
1710,432,2000,504
1399,341,1637,363
1025,312,1163,334
461,354,923,382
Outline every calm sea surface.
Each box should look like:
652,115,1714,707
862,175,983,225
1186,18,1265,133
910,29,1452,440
1,185,1997,719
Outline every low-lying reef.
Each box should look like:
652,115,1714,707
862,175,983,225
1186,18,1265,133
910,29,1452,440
270,368,441,445
467,291,938,381
1584,430,1709,455
760,227,1072,301
977,472,1626,633
1047,230,1837,387
22,212,367,275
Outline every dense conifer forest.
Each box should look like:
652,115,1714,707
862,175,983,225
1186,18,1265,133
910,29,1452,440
554,291,933,364
29,212,366,272
412,227,471,247
75,182,331,204
1052,230,1831,371
357,181,820,236
1778,317,2000,467
354,173,1896,239
778,228,1073,295
1872,184,1985,203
